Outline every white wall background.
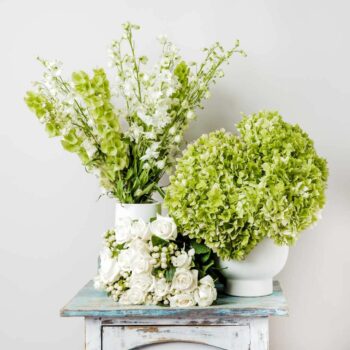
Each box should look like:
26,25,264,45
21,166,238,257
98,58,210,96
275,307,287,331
0,0,349,349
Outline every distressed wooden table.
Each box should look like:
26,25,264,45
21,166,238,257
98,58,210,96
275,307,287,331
61,280,288,349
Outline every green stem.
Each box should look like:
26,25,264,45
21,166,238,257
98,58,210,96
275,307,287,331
126,30,142,103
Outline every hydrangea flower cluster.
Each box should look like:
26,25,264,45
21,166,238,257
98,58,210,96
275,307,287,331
25,22,245,203
165,111,328,260
94,214,217,307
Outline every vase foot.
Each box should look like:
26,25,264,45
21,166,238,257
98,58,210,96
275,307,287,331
225,278,273,297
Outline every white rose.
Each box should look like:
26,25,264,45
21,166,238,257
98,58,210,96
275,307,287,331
171,268,198,292
118,249,132,272
128,238,150,256
131,253,152,274
119,288,146,305
169,293,196,307
129,273,154,292
130,219,150,240
99,248,120,284
150,214,177,241
171,251,192,269
154,278,170,298
115,217,132,243
194,281,217,307
198,275,215,287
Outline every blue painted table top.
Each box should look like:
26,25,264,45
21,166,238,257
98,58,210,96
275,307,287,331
60,280,288,319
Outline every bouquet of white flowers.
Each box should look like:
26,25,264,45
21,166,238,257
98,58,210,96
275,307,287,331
25,22,245,203
94,214,218,307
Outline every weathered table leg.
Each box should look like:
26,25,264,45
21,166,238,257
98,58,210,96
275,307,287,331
249,317,269,350
85,318,102,350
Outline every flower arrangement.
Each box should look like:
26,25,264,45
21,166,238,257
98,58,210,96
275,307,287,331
165,111,328,260
25,22,245,203
94,214,217,307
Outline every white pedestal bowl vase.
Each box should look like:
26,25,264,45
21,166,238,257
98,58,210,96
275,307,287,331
115,202,162,224
219,238,289,297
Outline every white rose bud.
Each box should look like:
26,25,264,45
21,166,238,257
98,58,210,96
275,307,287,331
150,214,177,241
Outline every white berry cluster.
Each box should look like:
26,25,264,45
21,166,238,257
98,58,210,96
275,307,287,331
94,214,217,307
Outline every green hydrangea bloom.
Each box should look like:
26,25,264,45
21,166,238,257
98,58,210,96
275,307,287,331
165,111,328,260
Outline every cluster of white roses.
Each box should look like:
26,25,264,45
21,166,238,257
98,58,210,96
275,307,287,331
94,214,217,307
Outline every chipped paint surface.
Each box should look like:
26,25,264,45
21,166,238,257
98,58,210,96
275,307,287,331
85,318,269,350
103,324,252,350
61,280,288,320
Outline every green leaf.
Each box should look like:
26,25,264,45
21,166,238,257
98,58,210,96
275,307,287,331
191,241,210,255
134,183,154,198
116,179,124,194
151,235,168,247
125,168,133,180
139,170,149,187
165,266,176,283
200,251,211,263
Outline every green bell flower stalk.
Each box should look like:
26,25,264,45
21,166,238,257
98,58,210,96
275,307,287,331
25,22,245,203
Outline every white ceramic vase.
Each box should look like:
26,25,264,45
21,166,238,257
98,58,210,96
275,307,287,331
219,238,289,297
115,202,162,224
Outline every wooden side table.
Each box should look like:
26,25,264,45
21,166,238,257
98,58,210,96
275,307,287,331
61,280,288,350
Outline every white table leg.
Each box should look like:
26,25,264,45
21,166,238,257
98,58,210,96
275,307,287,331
249,317,269,350
85,318,102,350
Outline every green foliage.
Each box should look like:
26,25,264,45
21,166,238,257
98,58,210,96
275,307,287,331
151,235,168,247
165,111,328,260
165,266,176,282
191,241,211,255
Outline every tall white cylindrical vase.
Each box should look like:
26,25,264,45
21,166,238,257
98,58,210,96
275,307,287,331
115,202,162,224
219,238,289,297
